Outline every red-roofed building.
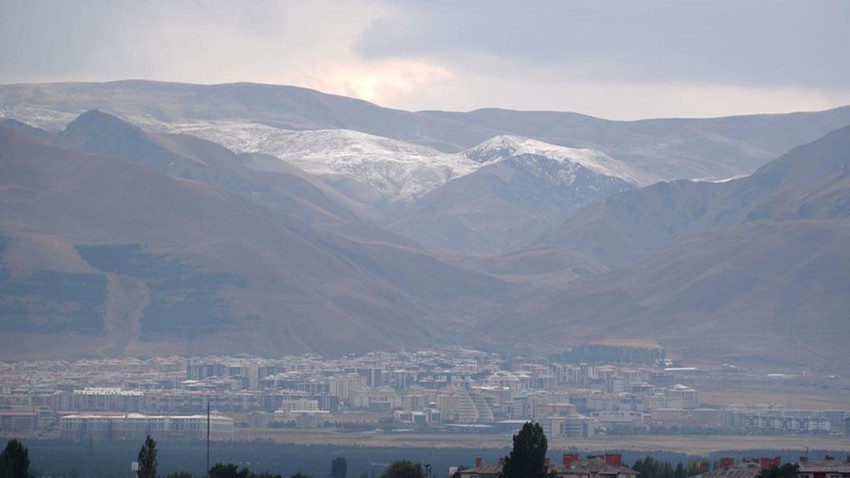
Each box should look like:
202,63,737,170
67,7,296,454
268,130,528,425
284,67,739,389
459,454,637,478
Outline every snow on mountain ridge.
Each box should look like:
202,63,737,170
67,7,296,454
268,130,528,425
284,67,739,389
167,123,656,201
174,123,481,200
265,129,483,200
464,135,657,186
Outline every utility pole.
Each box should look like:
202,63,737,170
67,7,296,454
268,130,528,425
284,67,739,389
206,399,211,478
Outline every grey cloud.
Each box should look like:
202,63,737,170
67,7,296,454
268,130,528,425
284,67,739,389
0,1,133,81
0,0,318,83
355,0,850,90
2,0,848,118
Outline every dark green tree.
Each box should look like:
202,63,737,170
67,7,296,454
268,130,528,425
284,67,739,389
381,461,424,478
208,463,281,478
631,459,644,476
332,457,348,478
692,463,708,477
633,456,684,478
136,435,157,478
0,439,31,478
166,472,195,478
209,463,250,478
757,464,799,478
501,422,548,478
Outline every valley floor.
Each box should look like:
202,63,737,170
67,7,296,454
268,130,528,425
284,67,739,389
234,428,850,455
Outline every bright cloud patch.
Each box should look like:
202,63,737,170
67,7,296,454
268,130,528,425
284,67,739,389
280,60,453,107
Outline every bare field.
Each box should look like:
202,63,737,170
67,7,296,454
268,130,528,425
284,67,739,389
694,377,850,410
234,429,850,455
699,389,850,410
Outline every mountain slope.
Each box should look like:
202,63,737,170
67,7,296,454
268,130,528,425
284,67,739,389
177,125,652,254
0,121,510,359
423,106,850,179
177,125,481,202
486,220,850,373
3,80,850,181
461,135,658,185
456,245,609,287
480,127,850,372
384,136,652,254
2,82,850,370
542,125,850,267
54,110,361,229
0,80,493,152
44,110,427,248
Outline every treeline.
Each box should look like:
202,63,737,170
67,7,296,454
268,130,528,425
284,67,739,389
553,344,665,365
139,436,349,478
3,436,835,478
631,456,705,478
0,439,487,477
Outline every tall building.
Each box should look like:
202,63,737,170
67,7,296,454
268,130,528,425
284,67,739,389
664,384,699,409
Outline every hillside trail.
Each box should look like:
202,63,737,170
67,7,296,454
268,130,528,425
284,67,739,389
100,274,150,356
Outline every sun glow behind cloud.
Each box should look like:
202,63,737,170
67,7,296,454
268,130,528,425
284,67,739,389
275,60,453,107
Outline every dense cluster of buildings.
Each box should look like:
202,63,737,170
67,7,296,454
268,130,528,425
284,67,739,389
0,349,846,441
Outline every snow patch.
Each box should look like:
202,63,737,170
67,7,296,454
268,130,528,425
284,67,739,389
158,123,658,202
173,123,481,201
690,175,747,184
463,135,658,186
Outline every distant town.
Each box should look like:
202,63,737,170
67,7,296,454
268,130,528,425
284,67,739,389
1,346,847,442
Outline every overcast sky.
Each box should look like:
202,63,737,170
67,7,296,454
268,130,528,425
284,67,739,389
2,0,849,120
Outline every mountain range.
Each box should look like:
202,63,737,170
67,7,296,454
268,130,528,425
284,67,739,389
1,80,849,373
4,80,850,180
501,127,850,370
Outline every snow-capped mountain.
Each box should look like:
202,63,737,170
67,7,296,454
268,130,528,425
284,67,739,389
462,135,658,186
386,139,648,254
174,123,482,200
174,123,656,203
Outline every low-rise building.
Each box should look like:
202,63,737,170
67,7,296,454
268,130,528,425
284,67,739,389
59,413,234,441
798,457,850,478
0,410,39,432
72,387,144,412
460,454,637,478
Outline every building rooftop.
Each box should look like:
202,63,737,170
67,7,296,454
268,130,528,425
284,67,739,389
694,466,761,478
